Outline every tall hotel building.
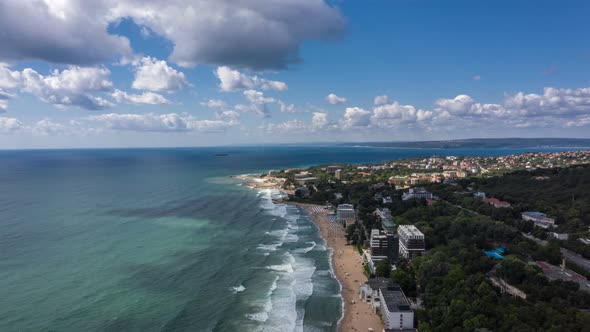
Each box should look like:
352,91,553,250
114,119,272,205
398,225,425,259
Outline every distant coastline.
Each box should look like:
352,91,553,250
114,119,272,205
339,138,590,149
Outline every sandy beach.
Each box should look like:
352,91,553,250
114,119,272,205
292,203,384,332
235,174,285,188
237,174,384,331
235,174,296,195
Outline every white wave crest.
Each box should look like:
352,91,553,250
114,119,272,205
284,233,299,242
245,312,269,322
294,241,317,254
231,284,246,293
258,189,288,217
267,263,294,273
245,275,279,323
266,229,288,239
314,244,327,251
257,242,283,252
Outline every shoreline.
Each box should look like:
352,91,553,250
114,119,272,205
234,174,290,190
235,174,383,330
286,202,384,332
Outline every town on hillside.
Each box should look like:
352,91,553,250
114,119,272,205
247,150,590,331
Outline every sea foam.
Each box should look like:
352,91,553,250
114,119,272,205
266,264,294,274
257,243,282,252
293,241,317,254
231,284,246,293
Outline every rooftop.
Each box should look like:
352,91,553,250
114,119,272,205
382,219,396,228
337,204,354,210
380,284,412,312
398,225,424,237
366,277,390,290
371,229,388,239
522,211,547,218
375,207,392,219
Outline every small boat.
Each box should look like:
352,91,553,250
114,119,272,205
214,153,229,157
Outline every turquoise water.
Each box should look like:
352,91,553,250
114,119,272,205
0,146,585,331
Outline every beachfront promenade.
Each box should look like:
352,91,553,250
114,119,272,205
296,203,384,332
307,205,341,241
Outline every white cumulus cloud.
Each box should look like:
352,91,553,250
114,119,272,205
215,110,240,124
86,113,234,132
215,66,256,92
1,1,345,70
111,0,345,69
0,88,14,111
240,89,276,117
373,95,389,105
341,107,370,128
131,57,188,92
372,101,433,127
244,90,276,105
215,66,288,92
434,95,506,118
430,87,590,129
311,112,329,128
0,1,132,64
326,93,347,105
0,88,15,100
277,101,297,113
261,80,288,92
1,65,115,110
264,119,310,133
504,87,590,117
0,64,22,89
31,119,71,136
202,99,229,109
0,116,24,133
112,89,170,105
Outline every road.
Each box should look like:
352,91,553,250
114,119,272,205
522,232,590,272
561,248,590,272
443,198,590,273
443,200,479,215
522,232,548,246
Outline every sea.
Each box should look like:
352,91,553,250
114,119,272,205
0,145,586,332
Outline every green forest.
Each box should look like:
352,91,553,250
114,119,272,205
430,165,590,257
284,163,590,330
476,165,590,230
389,205,590,331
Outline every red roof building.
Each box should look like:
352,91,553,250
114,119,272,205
482,197,511,208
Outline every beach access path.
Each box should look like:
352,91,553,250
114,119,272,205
292,203,384,332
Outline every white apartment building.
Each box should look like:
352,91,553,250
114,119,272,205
398,225,425,259
402,187,433,201
359,277,390,304
522,211,556,229
379,284,415,330
370,229,389,257
336,204,356,227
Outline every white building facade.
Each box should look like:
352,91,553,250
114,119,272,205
522,212,556,229
336,204,356,227
402,188,433,201
379,284,414,330
398,225,425,259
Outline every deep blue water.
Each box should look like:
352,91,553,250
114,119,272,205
0,145,585,332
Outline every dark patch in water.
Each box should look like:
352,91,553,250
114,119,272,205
107,197,229,219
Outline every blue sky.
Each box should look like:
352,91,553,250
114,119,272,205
0,0,589,148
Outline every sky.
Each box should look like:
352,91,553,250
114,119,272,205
0,0,589,149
